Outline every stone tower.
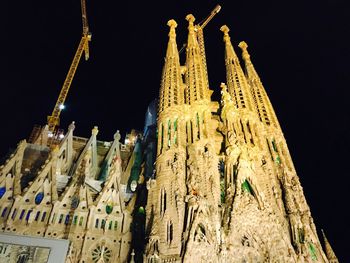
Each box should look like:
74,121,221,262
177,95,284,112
144,14,337,263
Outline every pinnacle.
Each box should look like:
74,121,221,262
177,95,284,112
220,25,231,43
114,130,121,141
167,19,177,40
167,19,177,29
186,14,195,24
68,121,76,130
91,125,99,136
220,25,230,35
239,41,251,61
238,41,248,50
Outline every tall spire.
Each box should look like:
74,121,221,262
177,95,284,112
220,25,253,111
158,19,183,114
321,230,339,263
238,41,280,127
184,14,211,104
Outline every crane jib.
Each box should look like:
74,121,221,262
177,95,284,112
47,0,91,133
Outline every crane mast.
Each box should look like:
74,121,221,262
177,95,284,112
47,0,91,133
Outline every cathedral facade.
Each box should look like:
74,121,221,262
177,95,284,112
0,11,338,263
143,15,338,263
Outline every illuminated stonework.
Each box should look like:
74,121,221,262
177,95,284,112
0,124,136,263
0,10,338,263
144,16,338,263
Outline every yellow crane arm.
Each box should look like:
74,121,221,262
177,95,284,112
81,0,89,34
198,5,221,29
81,0,91,61
194,5,221,88
47,34,90,132
179,5,221,55
47,0,91,133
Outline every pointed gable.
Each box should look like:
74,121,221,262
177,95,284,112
0,140,27,196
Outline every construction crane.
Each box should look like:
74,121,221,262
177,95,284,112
197,4,221,29
47,0,92,133
195,5,221,87
179,4,221,54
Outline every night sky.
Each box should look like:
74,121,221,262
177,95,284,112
2,0,349,260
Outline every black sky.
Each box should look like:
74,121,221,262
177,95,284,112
2,0,349,260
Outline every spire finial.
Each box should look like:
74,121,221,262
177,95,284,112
113,130,121,141
91,126,99,136
239,41,251,61
186,14,195,23
68,121,76,131
321,229,339,262
186,14,197,45
167,19,177,40
186,14,195,29
130,249,135,263
220,25,231,42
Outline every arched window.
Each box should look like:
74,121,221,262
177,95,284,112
160,188,167,215
51,213,56,223
19,210,26,220
174,119,178,145
1,207,7,218
101,219,106,229
58,214,64,224
11,208,17,220
167,120,171,147
34,211,40,221
167,221,173,243
196,113,200,139
160,124,164,153
271,139,278,152
25,210,32,221
41,211,47,222
190,121,194,143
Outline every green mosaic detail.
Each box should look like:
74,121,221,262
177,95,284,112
242,180,252,194
275,156,281,164
308,242,317,261
106,204,113,214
